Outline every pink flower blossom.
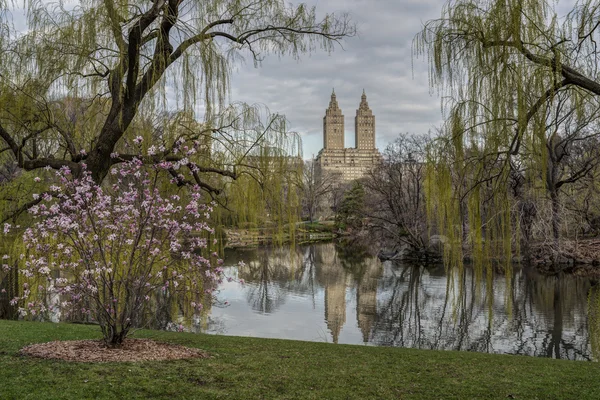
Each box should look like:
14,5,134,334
4,159,229,344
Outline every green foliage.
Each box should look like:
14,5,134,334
218,143,303,240
417,0,600,264
299,221,336,233
0,0,354,227
1,0,354,120
335,181,365,231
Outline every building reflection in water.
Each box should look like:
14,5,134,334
219,242,595,360
311,242,382,344
316,243,347,344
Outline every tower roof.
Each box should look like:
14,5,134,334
359,90,370,110
328,88,340,110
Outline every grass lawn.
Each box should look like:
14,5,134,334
1,320,599,399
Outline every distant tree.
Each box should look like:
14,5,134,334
301,159,339,223
335,181,365,231
329,181,351,218
363,134,430,253
530,93,600,245
502,91,600,260
218,144,303,231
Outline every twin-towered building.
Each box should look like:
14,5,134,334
315,90,382,182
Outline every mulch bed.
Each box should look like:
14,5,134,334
20,339,209,363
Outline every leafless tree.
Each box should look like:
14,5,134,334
363,133,431,256
301,159,339,222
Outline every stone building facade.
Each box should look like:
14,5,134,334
315,90,381,182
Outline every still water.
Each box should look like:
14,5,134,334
200,242,595,360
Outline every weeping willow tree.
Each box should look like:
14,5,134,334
212,110,303,243
0,0,354,222
416,0,600,266
0,0,353,322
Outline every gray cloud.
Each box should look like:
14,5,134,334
230,0,447,158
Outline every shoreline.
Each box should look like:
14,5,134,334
223,223,339,248
222,229,600,278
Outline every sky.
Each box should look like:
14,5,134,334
228,0,448,158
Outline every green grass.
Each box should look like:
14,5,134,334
298,220,336,231
1,320,599,399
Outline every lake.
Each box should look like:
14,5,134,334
196,242,595,360
1,240,596,360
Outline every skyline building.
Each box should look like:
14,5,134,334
315,90,382,182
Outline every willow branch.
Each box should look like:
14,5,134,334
509,79,570,155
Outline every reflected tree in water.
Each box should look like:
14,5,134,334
236,247,305,314
216,243,593,359
371,263,430,348
370,261,591,359
230,245,323,314
511,270,590,360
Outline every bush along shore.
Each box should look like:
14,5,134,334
375,234,600,277
2,320,600,399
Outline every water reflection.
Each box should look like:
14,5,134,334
1,241,595,360
370,263,590,360
210,243,594,360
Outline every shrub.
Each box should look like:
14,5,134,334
2,159,223,346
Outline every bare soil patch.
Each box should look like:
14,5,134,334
20,338,209,362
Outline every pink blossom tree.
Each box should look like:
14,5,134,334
2,156,224,346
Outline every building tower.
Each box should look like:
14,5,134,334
323,89,345,149
355,90,375,149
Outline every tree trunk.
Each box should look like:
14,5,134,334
546,278,563,358
87,106,136,183
100,322,129,347
519,200,536,265
550,189,561,244
106,325,129,347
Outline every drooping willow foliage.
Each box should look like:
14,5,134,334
1,0,353,114
0,0,354,215
0,0,353,319
212,108,303,242
416,0,600,266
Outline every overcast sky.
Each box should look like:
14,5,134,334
229,0,448,158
